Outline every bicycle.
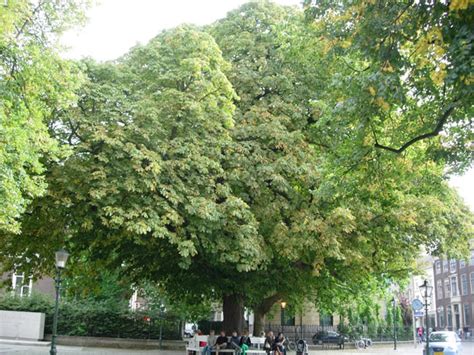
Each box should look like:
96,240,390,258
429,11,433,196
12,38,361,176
283,337,296,351
354,337,372,350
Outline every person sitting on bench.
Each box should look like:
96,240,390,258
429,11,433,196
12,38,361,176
230,331,241,349
216,330,229,350
203,330,218,355
239,329,252,355
272,332,285,355
264,331,274,355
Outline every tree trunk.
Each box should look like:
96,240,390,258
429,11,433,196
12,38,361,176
252,293,282,336
223,294,245,334
253,308,265,336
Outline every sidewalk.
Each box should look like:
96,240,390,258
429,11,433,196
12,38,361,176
0,343,473,355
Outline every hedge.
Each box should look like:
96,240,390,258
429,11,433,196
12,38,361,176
0,293,182,339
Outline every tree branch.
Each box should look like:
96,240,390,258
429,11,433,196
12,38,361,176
378,1,414,48
15,0,45,39
374,103,457,154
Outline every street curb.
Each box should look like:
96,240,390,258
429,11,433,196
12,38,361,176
43,335,185,349
0,338,51,346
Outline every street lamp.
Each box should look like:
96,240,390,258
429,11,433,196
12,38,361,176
419,280,433,355
391,297,397,350
280,301,287,332
159,302,166,349
50,249,69,355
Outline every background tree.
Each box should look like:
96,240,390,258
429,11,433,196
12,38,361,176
209,1,473,333
0,0,87,233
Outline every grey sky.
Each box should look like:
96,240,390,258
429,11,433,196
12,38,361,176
60,0,473,211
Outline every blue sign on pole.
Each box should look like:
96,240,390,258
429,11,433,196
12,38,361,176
412,299,424,311
414,310,425,318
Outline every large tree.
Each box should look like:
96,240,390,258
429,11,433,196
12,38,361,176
1,1,472,335
208,1,473,333
1,25,265,308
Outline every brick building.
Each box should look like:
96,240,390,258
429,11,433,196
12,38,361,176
0,271,55,298
433,250,474,334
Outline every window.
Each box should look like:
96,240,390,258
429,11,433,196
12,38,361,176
435,260,441,274
470,251,474,266
451,276,458,297
450,259,457,272
461,274,469,295
470,273,474,294
460,259,466,268
453,304,460,315
12,273,32,297
445,279,451,297
443,259,449,272
447,307,453,327
437,280,443,299
319,313,333,327
464,304,471,327
438,307,445,328
281,308,295,326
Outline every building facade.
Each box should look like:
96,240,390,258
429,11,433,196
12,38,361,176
406,256,437,329
0,271,55,298
433,250,474,334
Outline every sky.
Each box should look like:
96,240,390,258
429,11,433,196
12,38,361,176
60,0,473,211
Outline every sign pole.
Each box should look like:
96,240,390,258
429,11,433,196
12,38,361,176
411,277,417,348
411,298,424,350
413,311,417,348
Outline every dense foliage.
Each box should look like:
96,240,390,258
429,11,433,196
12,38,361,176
0,0,87,233
1,0,472,335
303,0,474,172
0,293,181,339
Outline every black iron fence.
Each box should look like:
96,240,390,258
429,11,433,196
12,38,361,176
264,324,416,343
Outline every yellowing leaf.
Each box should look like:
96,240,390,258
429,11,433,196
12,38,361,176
341,39,352,49
368,86,376,96
430,69,447,87
382,61,394,73
449,0,471,10
375,97,390,111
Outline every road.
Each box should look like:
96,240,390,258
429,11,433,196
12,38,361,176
0,344,473,355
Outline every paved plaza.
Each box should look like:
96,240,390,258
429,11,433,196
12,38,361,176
0,344,473,355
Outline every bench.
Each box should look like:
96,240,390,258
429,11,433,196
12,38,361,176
186,336,235,355
246,337,267,355
186,336,268,355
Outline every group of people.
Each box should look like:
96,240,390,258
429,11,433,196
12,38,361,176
200,329,253,355
196,330,287,355
263,330,286,355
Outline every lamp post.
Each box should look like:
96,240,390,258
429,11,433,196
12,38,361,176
280,301,287,332
391,297,397,350
50,249,69,355
159,302,166,349
419,280,433,355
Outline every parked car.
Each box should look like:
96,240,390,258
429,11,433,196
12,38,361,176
312,330,347,348
428,331,462,355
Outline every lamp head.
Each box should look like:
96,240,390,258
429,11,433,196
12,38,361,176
55,249,69,269
281,301,287,309
419,280,433,299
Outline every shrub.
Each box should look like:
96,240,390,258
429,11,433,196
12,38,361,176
0,293,181,339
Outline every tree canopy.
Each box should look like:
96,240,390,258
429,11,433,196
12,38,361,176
303,0,474,172
1,0,472,334
0,0,87,233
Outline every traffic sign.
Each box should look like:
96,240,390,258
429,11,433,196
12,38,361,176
412,298,423,311
414,310,425,318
